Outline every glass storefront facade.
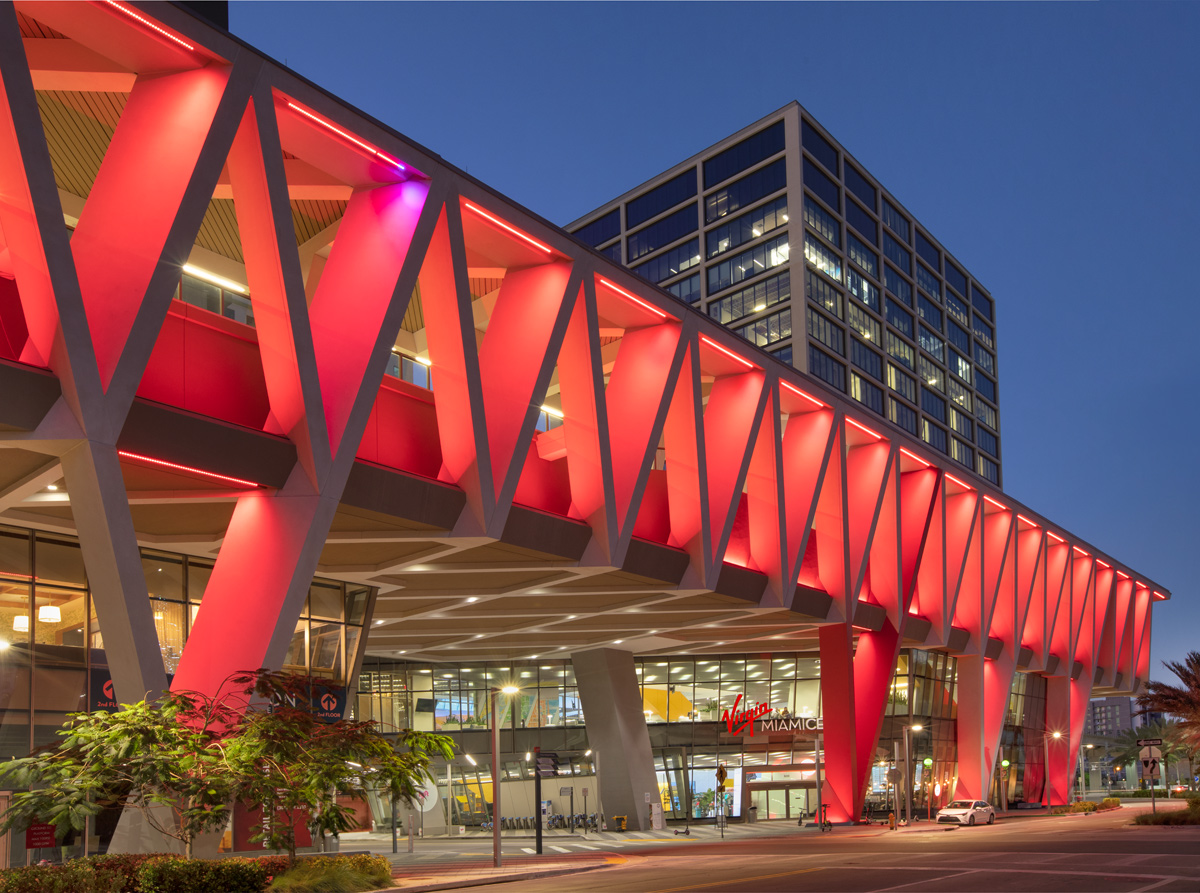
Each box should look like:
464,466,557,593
356,649,1033,826
0,524,371,867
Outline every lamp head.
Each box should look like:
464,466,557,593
1052,731,1062,739
501,685,519,695
911,724,923,731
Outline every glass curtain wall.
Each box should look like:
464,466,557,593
871,650,958,820
0,524,370,867
994,672,1046,805
356,660,585,733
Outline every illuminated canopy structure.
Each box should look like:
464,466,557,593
0,1,1167,828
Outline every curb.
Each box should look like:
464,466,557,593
384,860,613,892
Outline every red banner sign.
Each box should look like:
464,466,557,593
25,822,56,849
231,801,313,852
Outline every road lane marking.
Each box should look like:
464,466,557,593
1130,880,1179,893
870,869,981,891
645,867,822,892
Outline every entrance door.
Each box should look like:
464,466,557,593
788,787,809,820
656,748,689,820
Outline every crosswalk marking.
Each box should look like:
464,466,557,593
521,847,536,854
550,845,571,853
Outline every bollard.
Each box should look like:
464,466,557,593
408,813,415,853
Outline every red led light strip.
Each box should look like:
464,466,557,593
898,447,931,467
700,335,754,369
598,277,667,319
1116,570,1130,579
781,381,825,409
1072,546,1090,557
117,451,261,488
1097,560,1111,569
1047,531,1066,544
845,418,882,441
286,102,406,171
983,495,1008,511
104,1,195,50
463,202,551,254
1017,514,1040,528
945,473,973,491
1153,590,1167,600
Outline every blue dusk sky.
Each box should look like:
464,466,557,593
233,2,1198,682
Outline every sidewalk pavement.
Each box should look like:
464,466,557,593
381,855,620,892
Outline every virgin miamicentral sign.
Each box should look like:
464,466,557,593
721,694,823,737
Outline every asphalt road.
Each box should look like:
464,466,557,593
477,803,1200,893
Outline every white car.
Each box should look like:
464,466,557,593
936,799,995,826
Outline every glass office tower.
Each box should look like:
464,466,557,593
567,103,1002,485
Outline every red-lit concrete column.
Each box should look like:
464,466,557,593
174,176,441,696
0,7,255,703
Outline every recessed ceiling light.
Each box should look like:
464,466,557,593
475,634,484,639
466,597,478,603
46,484,58,491
613,640,623,644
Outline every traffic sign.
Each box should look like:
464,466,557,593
715,765,728,784
1137,738,1163,747
1139,745,1162,780
560,786,573,797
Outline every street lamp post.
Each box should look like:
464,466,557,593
490,685,519,868
902,724,923,823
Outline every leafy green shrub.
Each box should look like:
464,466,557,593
1099,797,1121,811
323,855,391,886
1050,801,1097,815
89,853,173,892
1132,798,1200,825
268,855,393,893
255,855,294,882
0,860,122,893
1116,788,1192,798
137,856,267,893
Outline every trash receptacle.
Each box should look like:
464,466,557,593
747,806,758,824
613,815,627,832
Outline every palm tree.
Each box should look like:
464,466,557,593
1138,652,1200,750
1138,651,1200,790
1109,722,1184,790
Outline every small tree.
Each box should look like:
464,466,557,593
0,686,243,858
224,671,453,862
0,670,454,862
